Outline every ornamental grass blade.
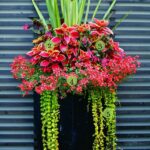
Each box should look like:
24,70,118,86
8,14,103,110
46,0,56,28
112,12,130,31
105,11,114,21
103,0,116,20
92,0,102,20
54,0,61,27
62,0,69,25
72,0,78,25
84,0,90,23
78,0,86,24
32,0,48,31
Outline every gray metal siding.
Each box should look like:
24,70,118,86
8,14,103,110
0,0,150,150
114,1,150,149
0,0,34,150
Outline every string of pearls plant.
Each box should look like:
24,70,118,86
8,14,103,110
88,88,117,150
40,91,59,150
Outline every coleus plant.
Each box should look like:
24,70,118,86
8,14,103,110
11,0,140,150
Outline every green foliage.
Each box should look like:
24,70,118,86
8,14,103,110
40,91,59,150
84,0,90,23
92,0,103,20
46,0,61,28
95,41,105,52
32,0,48,31
44,39,54,50
89,88,117,150
32,0,118,29
103,0,116,20
112,12,130,31
67,76,78,86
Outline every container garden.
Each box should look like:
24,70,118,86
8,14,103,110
11,0,140,150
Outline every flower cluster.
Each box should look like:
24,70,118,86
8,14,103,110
11,18,140,96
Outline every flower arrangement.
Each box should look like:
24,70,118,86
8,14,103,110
11,0,140,150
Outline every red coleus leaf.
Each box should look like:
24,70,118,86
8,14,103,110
51,50,60,57
91,31,100,36
51,37,61,44
57,54,66,61
39,51,49,57
72,48,78,56
94,18,109,27
52,64,60,70
33,55,40,60
70,30,79,38
40,60,50,67
60,44,68,52
61,23,68,28
102,27,113,35
55,28,63,34
89,22,99,28
64,35,70,44
26,50,34,56
68,26,77,32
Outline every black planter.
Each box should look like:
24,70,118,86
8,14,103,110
33,93,94,150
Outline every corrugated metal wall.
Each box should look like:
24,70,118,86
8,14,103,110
114,1,150,149
0,0,34,150
0,0,150,150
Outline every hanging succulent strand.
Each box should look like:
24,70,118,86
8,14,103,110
89,88,117,150
89,89,105,150
103,90,117,150
40,91,59,150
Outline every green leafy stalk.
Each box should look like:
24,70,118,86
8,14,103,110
54,0,61,27
112,12,130,31
46,0,61,29
92,0,103,20
84,0,90,23
32,0,48,31
46,0,55,28
103,0,116,20
78,0,86,24
73,0,79,24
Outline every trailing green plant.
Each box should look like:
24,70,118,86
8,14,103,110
40,91,59,150
88,88,117,150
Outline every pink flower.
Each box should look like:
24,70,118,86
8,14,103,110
101,58,108,67
23,24,29,30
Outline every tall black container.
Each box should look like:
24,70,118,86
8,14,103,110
34,93,94,150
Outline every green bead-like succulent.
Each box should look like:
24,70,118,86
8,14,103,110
95,40,105,52
44,39,54,50
103,108,114,120
67,75,77,86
